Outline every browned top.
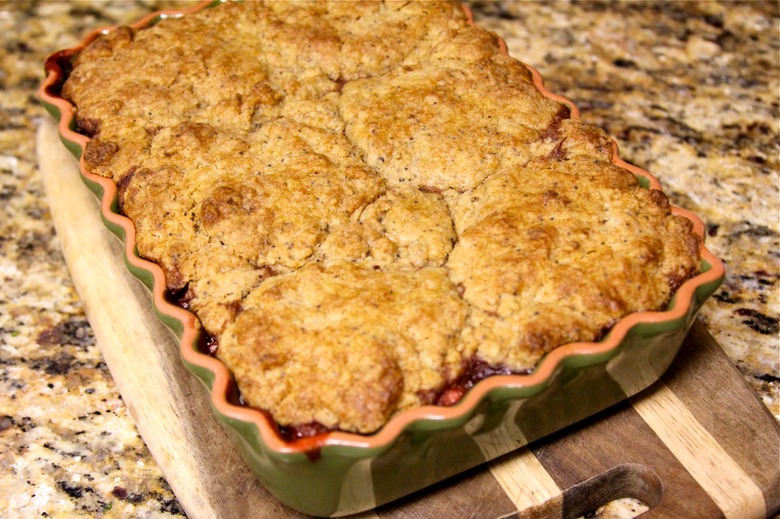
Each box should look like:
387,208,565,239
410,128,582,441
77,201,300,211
61,0,700,434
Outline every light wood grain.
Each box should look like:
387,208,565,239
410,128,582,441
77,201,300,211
488,448,563,518
37,117,780,518
37,119,302,519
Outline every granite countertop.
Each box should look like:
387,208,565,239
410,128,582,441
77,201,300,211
1,1,777,517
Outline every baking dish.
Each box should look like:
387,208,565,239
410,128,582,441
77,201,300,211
39,1,725,516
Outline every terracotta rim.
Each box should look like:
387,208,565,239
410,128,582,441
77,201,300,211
38,0,725,455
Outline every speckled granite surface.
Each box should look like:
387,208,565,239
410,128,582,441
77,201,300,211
1,1,777,517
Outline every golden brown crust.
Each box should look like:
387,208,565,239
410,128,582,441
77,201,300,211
62,0,700,434
219,263,468,432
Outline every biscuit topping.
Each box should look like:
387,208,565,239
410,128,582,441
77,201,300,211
62,0,700,434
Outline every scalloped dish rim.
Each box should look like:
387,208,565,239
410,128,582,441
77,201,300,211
38,0,725,459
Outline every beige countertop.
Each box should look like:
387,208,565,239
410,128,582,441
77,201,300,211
1,1,777,517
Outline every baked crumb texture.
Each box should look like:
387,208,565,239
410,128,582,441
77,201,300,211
62,0,700,434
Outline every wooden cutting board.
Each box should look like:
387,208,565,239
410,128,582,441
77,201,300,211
37,118,780,518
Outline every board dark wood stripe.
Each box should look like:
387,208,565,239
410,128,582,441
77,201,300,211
374,463,519,518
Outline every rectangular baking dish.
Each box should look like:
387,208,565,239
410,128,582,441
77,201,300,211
39,1,725,516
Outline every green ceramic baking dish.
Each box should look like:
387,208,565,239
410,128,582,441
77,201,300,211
39,1,725,516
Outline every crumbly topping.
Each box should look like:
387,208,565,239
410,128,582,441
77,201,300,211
62,0,700,434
